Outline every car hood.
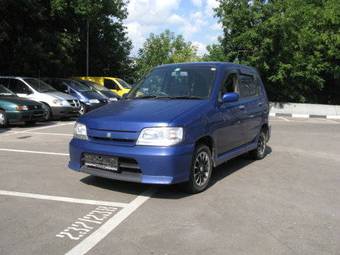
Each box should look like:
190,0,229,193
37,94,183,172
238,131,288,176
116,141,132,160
45,91,76,100
0,96,41,106
81,99,206,132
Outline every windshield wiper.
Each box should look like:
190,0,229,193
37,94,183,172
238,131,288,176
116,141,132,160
169,96,204,100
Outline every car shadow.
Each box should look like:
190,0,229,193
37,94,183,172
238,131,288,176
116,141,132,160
79,146,272,198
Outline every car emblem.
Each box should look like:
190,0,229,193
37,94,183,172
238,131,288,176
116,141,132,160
106,133,111,138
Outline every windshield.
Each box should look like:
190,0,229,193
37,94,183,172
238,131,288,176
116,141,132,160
128,66,216,99
78,80,110,92
24,78,57,93
117,78,131,89
0,84,16,96
64,80,92,92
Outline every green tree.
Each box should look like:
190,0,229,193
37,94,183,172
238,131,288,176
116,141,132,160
135,30,199,79
0,0,132,79
214,0,340,103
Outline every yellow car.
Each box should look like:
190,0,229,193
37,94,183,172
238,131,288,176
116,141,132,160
75,77,131,96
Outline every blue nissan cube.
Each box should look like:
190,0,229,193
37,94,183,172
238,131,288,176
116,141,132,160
69,62,270,193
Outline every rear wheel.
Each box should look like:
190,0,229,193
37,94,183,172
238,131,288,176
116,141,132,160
0,110,8,128
183,145,213,194
249,129,267,160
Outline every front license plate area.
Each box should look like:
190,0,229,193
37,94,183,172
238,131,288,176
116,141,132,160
83,153,118,172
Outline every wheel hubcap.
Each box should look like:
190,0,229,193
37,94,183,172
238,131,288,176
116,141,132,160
193,151,211,186
79,105,85,115
0,113,4,125
258,134,266,155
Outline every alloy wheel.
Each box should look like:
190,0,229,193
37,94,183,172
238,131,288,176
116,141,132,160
193,151,211,187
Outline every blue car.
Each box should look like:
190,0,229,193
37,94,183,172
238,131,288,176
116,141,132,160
42,78,108,115
69,62,270,193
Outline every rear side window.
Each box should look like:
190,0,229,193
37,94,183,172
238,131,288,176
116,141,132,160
104,79,120,90
0,78,10,88
238,74,259,98
9,79,31,94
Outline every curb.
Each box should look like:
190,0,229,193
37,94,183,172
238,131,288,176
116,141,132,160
269,112,340,120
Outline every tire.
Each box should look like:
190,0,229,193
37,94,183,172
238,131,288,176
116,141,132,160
0,110,8,128
43,104,52,121
79,103,86,115
182,144,213,194
249,129,267,160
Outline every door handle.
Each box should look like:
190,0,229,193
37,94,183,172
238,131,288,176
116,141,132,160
238,105,245,110
258,102,263,107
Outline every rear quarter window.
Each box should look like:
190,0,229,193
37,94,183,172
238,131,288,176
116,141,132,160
238,74,259,98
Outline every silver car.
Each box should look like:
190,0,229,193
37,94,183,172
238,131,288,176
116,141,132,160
0,77,80,120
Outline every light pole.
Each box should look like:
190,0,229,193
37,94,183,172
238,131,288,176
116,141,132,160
86,19,89,76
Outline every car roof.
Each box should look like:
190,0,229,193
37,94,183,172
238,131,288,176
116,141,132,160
155,62,257,73
0,76,36,79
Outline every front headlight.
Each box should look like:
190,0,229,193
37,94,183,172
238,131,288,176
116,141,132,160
74,122,88,140
16,105,28,111
89,99,100,104
137,127,183,146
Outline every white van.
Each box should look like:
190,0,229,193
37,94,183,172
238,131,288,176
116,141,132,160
0,77,80,120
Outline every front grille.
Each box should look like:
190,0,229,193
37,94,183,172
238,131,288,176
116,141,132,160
67,99,80,108
87,128,139,146
90,136,136,144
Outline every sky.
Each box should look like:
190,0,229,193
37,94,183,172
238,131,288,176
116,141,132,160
124,0,222,56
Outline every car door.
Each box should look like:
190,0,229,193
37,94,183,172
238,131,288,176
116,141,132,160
8,79,33,99
213,71,247,156
238,70,264,143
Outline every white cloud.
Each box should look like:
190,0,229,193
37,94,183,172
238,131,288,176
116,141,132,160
124,0,222,56
192,41,207,56
191,0,203,8
205,0,219,16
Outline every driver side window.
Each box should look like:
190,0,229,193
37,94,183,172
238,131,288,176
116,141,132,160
9,79,31,94
218,73,239,102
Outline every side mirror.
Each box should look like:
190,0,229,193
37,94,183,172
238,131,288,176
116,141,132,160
222,92,239,103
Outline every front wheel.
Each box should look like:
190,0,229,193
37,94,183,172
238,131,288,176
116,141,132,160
182,145,213,194
249,129,267,160
0,110,8,128
79,103,86,115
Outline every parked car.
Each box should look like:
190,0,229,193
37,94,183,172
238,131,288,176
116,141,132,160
74,76,131,97
42,78,109,115
72,79,120,101
69,62,270,193
0,84,46,127
0,77,80,120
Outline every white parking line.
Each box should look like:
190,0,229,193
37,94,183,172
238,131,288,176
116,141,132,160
0,122,75,136
0,148,68,156
0,190,129,208
65,188,156,255
24,131,72,136
278,116,290,122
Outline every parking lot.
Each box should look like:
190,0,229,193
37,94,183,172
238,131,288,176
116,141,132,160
0,117,339,255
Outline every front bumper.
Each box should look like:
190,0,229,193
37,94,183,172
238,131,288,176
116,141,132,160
7,110,46,123
68,138,194,184
51,106,79,118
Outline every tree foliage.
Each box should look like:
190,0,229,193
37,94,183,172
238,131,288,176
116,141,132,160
0,0,132,79
135,30,199,79
213,0,340,103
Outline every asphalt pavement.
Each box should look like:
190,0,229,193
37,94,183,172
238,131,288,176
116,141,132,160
0,117,339,255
